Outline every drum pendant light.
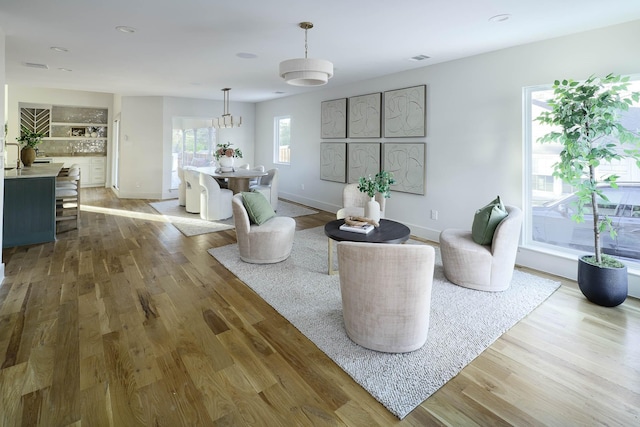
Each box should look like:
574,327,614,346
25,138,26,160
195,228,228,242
279,22,333,86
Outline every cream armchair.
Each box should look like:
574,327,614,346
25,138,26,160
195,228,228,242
199,173,233,220
231,193,295,264
336,183,369,219
439,205,523,291
337,241,436,353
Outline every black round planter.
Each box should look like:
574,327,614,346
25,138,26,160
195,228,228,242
577,256,628,307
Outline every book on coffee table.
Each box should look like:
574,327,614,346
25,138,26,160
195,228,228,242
339,223,374,234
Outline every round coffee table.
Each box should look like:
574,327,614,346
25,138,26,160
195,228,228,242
324,218,411,275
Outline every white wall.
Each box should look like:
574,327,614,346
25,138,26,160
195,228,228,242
116,95,255,199
255,20,640,296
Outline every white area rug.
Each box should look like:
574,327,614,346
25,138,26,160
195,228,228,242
149,199,318,236
208,226,561,419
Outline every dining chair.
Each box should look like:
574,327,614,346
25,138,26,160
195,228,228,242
199,173,233,220
252,168,279,210
249,165,265,187
183,168,201,213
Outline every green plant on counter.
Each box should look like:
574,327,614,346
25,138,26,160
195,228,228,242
17,126,45,148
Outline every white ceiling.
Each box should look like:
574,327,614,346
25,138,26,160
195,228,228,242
1,0,640,103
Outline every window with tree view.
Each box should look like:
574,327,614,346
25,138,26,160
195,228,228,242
171,118,216,190
275,116,290,164
525,77,640,264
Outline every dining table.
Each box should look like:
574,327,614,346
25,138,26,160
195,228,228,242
196,166,267,194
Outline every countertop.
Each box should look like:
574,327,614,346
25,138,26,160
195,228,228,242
4,163,64,179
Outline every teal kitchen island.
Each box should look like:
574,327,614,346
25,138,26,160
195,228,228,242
3,163,64,248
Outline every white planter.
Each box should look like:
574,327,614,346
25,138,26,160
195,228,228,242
219,156,234,171
365,198,381,223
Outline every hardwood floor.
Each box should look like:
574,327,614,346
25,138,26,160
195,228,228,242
1,187,638,426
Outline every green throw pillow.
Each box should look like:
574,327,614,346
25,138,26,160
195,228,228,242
471,196,508,245
242,191,276,225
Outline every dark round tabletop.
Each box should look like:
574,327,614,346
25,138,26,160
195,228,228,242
324,218,411,244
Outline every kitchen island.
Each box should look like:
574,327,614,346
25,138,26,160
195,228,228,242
3,163,64,248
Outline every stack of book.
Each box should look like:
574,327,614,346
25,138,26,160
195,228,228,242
339,223,374,234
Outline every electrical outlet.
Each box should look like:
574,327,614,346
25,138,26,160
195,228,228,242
301,184,305,190
431,209,438,220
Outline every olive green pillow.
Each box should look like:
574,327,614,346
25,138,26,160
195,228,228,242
241,191,276,225
471,196,508,245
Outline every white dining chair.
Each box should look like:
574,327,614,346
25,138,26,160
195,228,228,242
199,173,233,220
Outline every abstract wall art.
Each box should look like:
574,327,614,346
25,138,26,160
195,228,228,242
347,142,381,183
383,142,425,194
384,85,426,137
348,93,381,138
321,98,347,138
320,142,347,183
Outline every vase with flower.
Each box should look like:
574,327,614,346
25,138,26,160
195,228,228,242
215,142,243,171
357,170,396,221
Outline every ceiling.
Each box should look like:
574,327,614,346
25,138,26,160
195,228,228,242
1,0,640,103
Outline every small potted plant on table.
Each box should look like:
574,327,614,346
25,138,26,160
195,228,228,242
357,170,396,221
537,73,640,307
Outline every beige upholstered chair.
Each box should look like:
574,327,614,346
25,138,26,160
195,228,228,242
337,241,436,353
231,193,295,264
252,168,279,211
439,205,523,292
183,168,201,213
336,183,369,219
199,173,233,220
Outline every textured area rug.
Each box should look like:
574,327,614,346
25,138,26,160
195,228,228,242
208,226,561,419
149,199,318,236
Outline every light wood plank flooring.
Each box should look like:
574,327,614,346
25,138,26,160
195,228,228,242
1,187,638,426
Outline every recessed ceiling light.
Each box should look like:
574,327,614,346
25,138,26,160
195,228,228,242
50,46,69,53
236,52,257,59
409,54,431,62
488,14,511,23
24,62,48,69
115,26,137,33
58,68,72,72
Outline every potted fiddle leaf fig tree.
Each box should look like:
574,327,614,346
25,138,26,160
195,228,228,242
537,73,640,307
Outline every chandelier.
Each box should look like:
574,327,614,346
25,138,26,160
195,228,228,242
279,22,333,86
212,88,242,129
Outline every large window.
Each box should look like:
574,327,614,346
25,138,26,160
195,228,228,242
524,78,640,264
171,117,217,189
274,116,290,164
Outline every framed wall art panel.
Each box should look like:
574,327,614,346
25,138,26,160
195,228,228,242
347,142,381,183
321,98,347,138
348,92,381,138
320,142,347,183
383,142,425,195
384,85,426,137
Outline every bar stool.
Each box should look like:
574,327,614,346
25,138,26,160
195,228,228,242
55,166,81,232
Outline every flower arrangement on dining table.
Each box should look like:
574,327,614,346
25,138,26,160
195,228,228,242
214,142,243,160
